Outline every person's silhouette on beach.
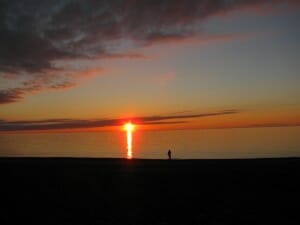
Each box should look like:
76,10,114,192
168,149,172,160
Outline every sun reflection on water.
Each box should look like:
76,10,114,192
123,122,135,159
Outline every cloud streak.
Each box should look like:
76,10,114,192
0,109,238,131
0,0,298,103
0,79,76,104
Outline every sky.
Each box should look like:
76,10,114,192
0,0,299,132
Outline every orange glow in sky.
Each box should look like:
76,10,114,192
123,122,135,159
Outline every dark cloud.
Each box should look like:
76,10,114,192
0,29,74,74
0,79,75,104
0,83,42,104
246,123,300,128
0,0,298,103
210,122,300,129
0,89,25,104
48,81,76,90
0,109,239,131
131,110,239,123
141,121,187,125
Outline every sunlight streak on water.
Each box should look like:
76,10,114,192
127,129,132,159
124,122,135,159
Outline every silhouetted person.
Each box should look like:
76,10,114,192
168,149,172,160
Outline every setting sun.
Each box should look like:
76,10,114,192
124,122,135,132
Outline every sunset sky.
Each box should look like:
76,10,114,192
0,0,299,132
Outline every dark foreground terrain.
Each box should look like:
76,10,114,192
1,158,299,225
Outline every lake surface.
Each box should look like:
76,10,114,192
0,127,299,158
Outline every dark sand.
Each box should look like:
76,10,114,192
1,158,299,225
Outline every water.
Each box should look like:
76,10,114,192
0,127,299,158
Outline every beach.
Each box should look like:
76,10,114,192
1,158,299,225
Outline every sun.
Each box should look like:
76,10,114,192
123,122,135,132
